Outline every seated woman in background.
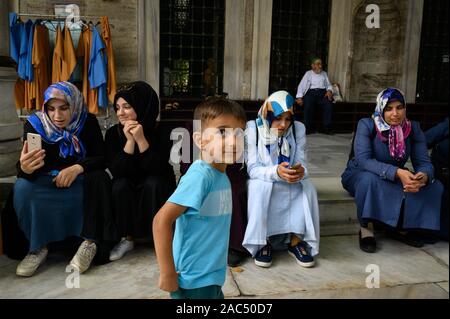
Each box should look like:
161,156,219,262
244,91,320,269
105,81,176,261
14,81,107,277
341,88,443,253
425,117,449,241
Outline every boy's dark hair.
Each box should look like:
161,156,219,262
193,97,246,130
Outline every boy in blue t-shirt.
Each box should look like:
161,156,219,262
153,98,246,299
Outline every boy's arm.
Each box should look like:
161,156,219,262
152,202,187,292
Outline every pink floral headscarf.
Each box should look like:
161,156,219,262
372,88,411,161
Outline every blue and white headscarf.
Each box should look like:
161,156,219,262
256,91,295,164
28,81,88,159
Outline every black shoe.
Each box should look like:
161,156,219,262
359,231,377,253
387,231,424,248
227,249,247,267
415,232,440,245
323,128,335,135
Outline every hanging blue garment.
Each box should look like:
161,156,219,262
18,20,33,80
88,27,108,108
98,82,108,108
25,20,38,82
9,13,22,64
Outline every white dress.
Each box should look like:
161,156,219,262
243,120,320,256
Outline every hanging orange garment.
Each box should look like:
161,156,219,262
13,25,50,110
24,79,34,110
76,27,98,114
52,25,64,83
30,25,51,110
14,73,36,111
62,26,77,81
101,16,117,103
14,78,25,109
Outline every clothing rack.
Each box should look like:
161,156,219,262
13,12,115,118
17,13,105,20
16,13,114,27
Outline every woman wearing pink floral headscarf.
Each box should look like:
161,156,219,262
342,88,443,253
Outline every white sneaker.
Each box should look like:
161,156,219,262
109,238,134,261
69,241,97,274
16,247,48,277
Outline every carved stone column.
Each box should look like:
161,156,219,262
0,0,22,177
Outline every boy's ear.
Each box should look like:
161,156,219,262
192,131,203,150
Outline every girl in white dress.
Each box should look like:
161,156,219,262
244,91,320,268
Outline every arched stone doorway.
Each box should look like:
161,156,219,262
348,0,406,102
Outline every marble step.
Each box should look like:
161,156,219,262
313,176,359,236
0,176,359,237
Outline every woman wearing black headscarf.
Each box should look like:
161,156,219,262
105,81,176,261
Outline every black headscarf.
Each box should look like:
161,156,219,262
113,81,160,137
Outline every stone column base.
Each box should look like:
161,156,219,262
0,66,22,178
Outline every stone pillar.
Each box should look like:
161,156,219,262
138,0,159,95
400,0,424,103
328,0,353,101
242,0,254,99
224,0,273,100
223,0,247,100
250,0,272,100
0,1,22,178
136,0,160,121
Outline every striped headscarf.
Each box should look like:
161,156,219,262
256,90,295,164
28,81,88,159
372,88,412,161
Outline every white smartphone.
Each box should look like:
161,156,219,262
27,133,42,152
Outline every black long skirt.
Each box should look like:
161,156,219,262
111,174,176,239
81,170,118,242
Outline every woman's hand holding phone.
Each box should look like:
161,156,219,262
277,162,305,183
20,140,46,175
290,163,305,181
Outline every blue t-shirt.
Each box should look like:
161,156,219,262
168,160,232,289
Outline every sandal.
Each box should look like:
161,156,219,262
164,103,173,110
172,102,179,109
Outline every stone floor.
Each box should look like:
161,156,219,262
0,133,448,299
0,235,447,299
